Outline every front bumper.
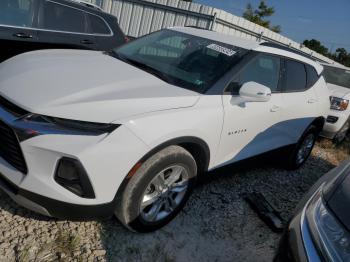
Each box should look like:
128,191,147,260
321,110,350,139
0,99,150,218
0,171,115,219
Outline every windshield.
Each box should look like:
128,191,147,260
112,29,247,93
323,65,350,89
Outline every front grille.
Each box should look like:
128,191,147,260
0,120,27,174
0,95,29,117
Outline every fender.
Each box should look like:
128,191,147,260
136,136,210,170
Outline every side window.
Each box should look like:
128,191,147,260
284,60,307,92
228,54,281,95
0,0,35,27
306,65,320,88
40,1,86,33
87,14,111,35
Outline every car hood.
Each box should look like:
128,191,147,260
327,83,350,99
0,50,200,123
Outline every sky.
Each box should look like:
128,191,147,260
195,0,350,53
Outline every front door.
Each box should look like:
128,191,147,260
216,53,285,166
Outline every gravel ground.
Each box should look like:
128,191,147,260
0,140,348,262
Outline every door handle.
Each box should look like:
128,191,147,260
270,105,281,112
80,39,94,45
308,99,317,104
13,32,33,39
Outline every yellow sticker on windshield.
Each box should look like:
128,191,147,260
207,44,237,56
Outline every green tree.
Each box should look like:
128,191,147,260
303,39,329,56
303,39,350,67
335,48,348,63
243,1,281,33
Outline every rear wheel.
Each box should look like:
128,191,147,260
285,125,317,170
115,145,197,232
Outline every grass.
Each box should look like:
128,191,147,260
16,229,81,262
54,229,81,258
18,244,31,262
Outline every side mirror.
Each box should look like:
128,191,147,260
239,82,272,102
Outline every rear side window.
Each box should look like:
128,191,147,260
87,14,111,35
306,65,320,88
284,60,307,92
41,1,86,33
0,0,35,27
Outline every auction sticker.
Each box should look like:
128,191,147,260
207,43,236,56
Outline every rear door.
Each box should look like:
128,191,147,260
37,0,97,50
0,0,39,61
279,59,319,144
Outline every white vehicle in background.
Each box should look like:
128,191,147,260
320,63,350,143
0,27,329,232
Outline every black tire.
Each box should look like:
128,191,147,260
115,145,197,232
333,122,349,145
285,125,318,170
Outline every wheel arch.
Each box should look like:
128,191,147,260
114,136,211,205
137,136,211,175
311,116,325,134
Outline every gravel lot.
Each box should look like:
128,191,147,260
0,140,348,262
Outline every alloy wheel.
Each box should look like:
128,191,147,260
296,134,315,165
140,165,189,223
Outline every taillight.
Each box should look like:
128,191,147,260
124,36,129,43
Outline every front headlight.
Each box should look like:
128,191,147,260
305,189,350,261
330,96,349,111
13,114,120,141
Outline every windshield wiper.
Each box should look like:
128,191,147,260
109,51,173,84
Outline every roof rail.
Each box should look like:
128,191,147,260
260,42,315,61
184,25,210,31
67,0,103,11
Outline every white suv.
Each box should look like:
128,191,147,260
320,63,350,143
0,27,329,232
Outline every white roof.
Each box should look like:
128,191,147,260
320,62,350,70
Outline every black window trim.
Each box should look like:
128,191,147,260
85,10,113,36
0,0,114,37
281,57,311,93
41,0,113,36
223,51,284,95
306,64,321,89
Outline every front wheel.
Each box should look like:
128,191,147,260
115,145,197,232
285,125,317,170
